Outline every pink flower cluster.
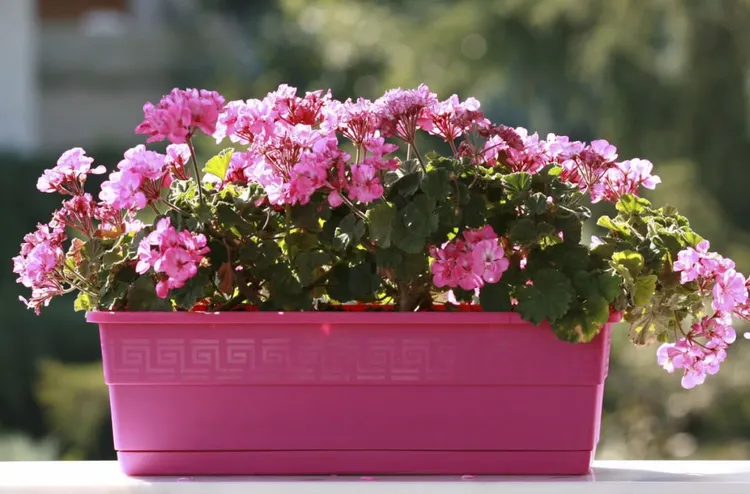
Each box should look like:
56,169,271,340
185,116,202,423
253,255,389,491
37,147,106,195
136,218,209,299
12,223,67,314
475,128,661,203
375,84,439,143
417,95,486,143
673,240,748,312
660,240,749,387
590,159,661,203
658,314,737,389
136,88,225,144
430,226,510,291
212,85,403,206
99,145,173,210
212,84,491,207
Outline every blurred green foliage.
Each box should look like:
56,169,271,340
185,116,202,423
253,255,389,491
3,0,750,460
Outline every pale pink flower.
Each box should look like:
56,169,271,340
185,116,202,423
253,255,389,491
37,148,105,195
165,144,191,180
590,158,661,203
712,269,748,312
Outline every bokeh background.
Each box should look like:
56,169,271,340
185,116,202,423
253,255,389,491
1,0,750,462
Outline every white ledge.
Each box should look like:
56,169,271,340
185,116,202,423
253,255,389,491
2,461,750,493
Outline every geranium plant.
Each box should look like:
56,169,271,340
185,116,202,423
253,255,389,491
13,85,749,389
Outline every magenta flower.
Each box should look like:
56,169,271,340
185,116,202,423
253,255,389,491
471,239,510,284
158,248,199,283
136,88,225,144
418,94,487,144
135,218,209,298
375,84,438,143
430,226,508,292
349,164,384,203
481,127,547,173
326,97,382,145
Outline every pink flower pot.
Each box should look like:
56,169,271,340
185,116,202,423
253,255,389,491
87,311,615,476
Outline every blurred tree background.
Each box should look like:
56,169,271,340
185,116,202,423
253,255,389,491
2,0,750,461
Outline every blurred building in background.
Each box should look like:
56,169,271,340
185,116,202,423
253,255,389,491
0,0,215,152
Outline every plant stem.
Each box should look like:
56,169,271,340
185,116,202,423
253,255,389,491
411,142,426,171
339,194,368,221
186,134,204,204
162,200,190,216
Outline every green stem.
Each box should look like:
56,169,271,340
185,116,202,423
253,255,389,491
339,194,368,221
411,142,426,171
186,134,204,204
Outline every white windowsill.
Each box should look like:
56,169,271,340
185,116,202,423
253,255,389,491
1,461,750,493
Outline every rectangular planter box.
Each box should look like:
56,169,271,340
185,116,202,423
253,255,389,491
87,311,614,476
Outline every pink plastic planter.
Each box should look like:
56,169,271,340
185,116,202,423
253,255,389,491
87,311,615,476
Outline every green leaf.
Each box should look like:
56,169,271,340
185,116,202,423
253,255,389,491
395,252,428,280
348,262,381,300
421,168,452,202
74,292,95,312
172,269,211,309
616,194,651,215
612,250,645,278
461,192,487,228
203,148,234,181
571,271,600,299
367,202,397,248
597,216,631,236
545,244,591,275
326,264,353,302
266,264,310,310
393,195,436,254
126,277,172,311
554,209,584,245
99,280,129,310
515,268,575,325
509,218,539,245
597,271,623,302
333,214,366,251
287,231,319,258
626,305,671,346
502,172,532,202
681,230,704,248
375,247,403,270
294,251,331,286
584,295,611,326
479,283,513,311
525,192,548,215
552,309,601,343
291,202,329,232
633,274,658,306
386,171,422,198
